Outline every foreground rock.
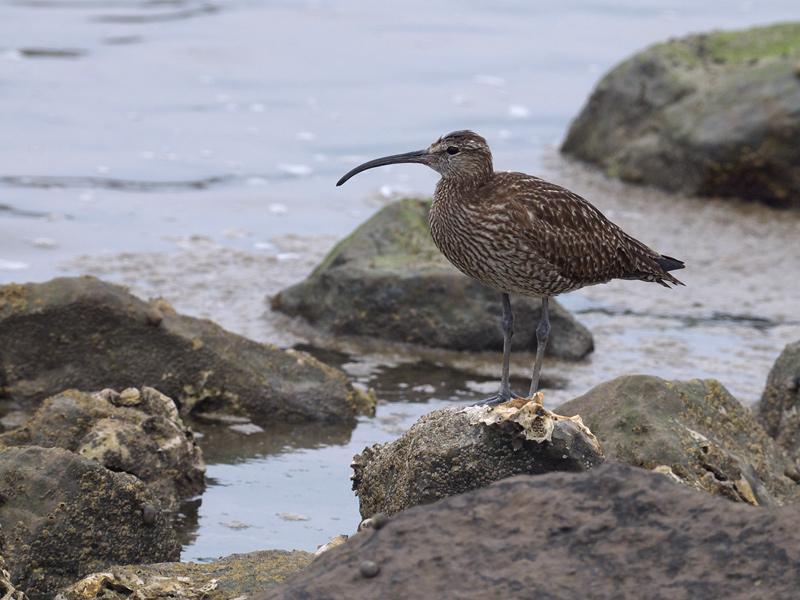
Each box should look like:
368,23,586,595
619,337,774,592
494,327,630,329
57,550,313,600
261,463,800,600
0,387,204,510
758,341,800,460
557,375,800,505
273,199,593,359
0,556,26,600
0,446,179,600
352,395,603,518
0,277,373,423
562,22,800,208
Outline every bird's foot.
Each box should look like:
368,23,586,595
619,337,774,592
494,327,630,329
471,389,523,407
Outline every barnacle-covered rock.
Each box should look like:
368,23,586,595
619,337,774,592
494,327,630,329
0,277,373,423
0,446,179,600
351,394,603,518
55,550,313,600
0,387,204,510
557,375,800,505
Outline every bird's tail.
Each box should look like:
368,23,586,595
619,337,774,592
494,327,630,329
654,254,685,287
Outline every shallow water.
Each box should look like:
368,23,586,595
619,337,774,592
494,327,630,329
2,0,800,560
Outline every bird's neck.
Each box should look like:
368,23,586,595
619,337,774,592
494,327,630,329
435,170,493,202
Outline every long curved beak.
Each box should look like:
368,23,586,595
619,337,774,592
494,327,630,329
336,149,429,186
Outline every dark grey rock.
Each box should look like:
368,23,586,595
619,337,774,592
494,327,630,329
272,199,593,359
0,446,179,600
758,341,800,460
260,463,800,600
0,277,374,423
562,22,800,207
0,387,205,510
351,398,603,518
557,375,800,505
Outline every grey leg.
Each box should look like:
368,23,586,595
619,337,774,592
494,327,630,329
473,293,519,406
529,296,550,396
498,293,514,399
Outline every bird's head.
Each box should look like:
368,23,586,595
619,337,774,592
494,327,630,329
336,130,493,187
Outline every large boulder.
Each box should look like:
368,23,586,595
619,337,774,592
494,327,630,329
0,446,179,600
0,387,204,510
260,463,800,600
352,395,603,518
557,375,800,505
272,199,593,359
56,550,313,600
758,341,800,459
562,22,800,208
0,277,373,423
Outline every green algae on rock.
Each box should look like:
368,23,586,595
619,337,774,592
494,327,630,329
55,550,313,600
757,341,800,462
0,446,179,600
562,22,800,208
556,375,800,505
0,387,204,510
272,199,594,359
0,277,373,423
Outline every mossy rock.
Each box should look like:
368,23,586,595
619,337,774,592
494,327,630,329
557,375,800,505
273,199,594,359
757,341,800,460
562,22,800,207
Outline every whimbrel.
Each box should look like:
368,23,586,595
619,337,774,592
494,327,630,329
337,131,684,404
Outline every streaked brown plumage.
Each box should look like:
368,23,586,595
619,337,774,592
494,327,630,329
337,130,684,404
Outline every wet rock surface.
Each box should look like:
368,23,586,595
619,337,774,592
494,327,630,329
557,375,800,505
0,277,373,423
0,446,179,600
758,341,800,460
56,550,313,600
272,199,594,359
352,395,603,518
0,387,204,510
562,22,800,207
261,463,800,600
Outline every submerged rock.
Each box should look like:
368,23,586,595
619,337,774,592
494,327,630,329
562,22,800,207
557,375,800,505
56,550,313,600
0,387,204,510
0,446,179,600
352,394,603,518
261,463,800,600
0,277,373,423
272,199,593,359
758,341,800,461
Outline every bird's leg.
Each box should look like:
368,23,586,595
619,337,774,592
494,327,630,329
529,296,550,396
473,293,520,406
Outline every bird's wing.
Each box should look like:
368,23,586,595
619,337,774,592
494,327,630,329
494,174,667,285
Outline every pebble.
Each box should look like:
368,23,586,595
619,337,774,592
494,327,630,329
117,387,142,406
142,504,157,525
359,560,380,578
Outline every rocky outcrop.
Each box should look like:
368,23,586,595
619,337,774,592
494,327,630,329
352,395,603,518
0,387,204,510
272,199,593,359
56,550,313,600
260,463,800,600
557,375,800,505
562,22,800,208
0,446,179,600
0,277,373,423
758,341,800,460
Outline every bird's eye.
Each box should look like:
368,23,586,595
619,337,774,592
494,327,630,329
446,146,459,155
